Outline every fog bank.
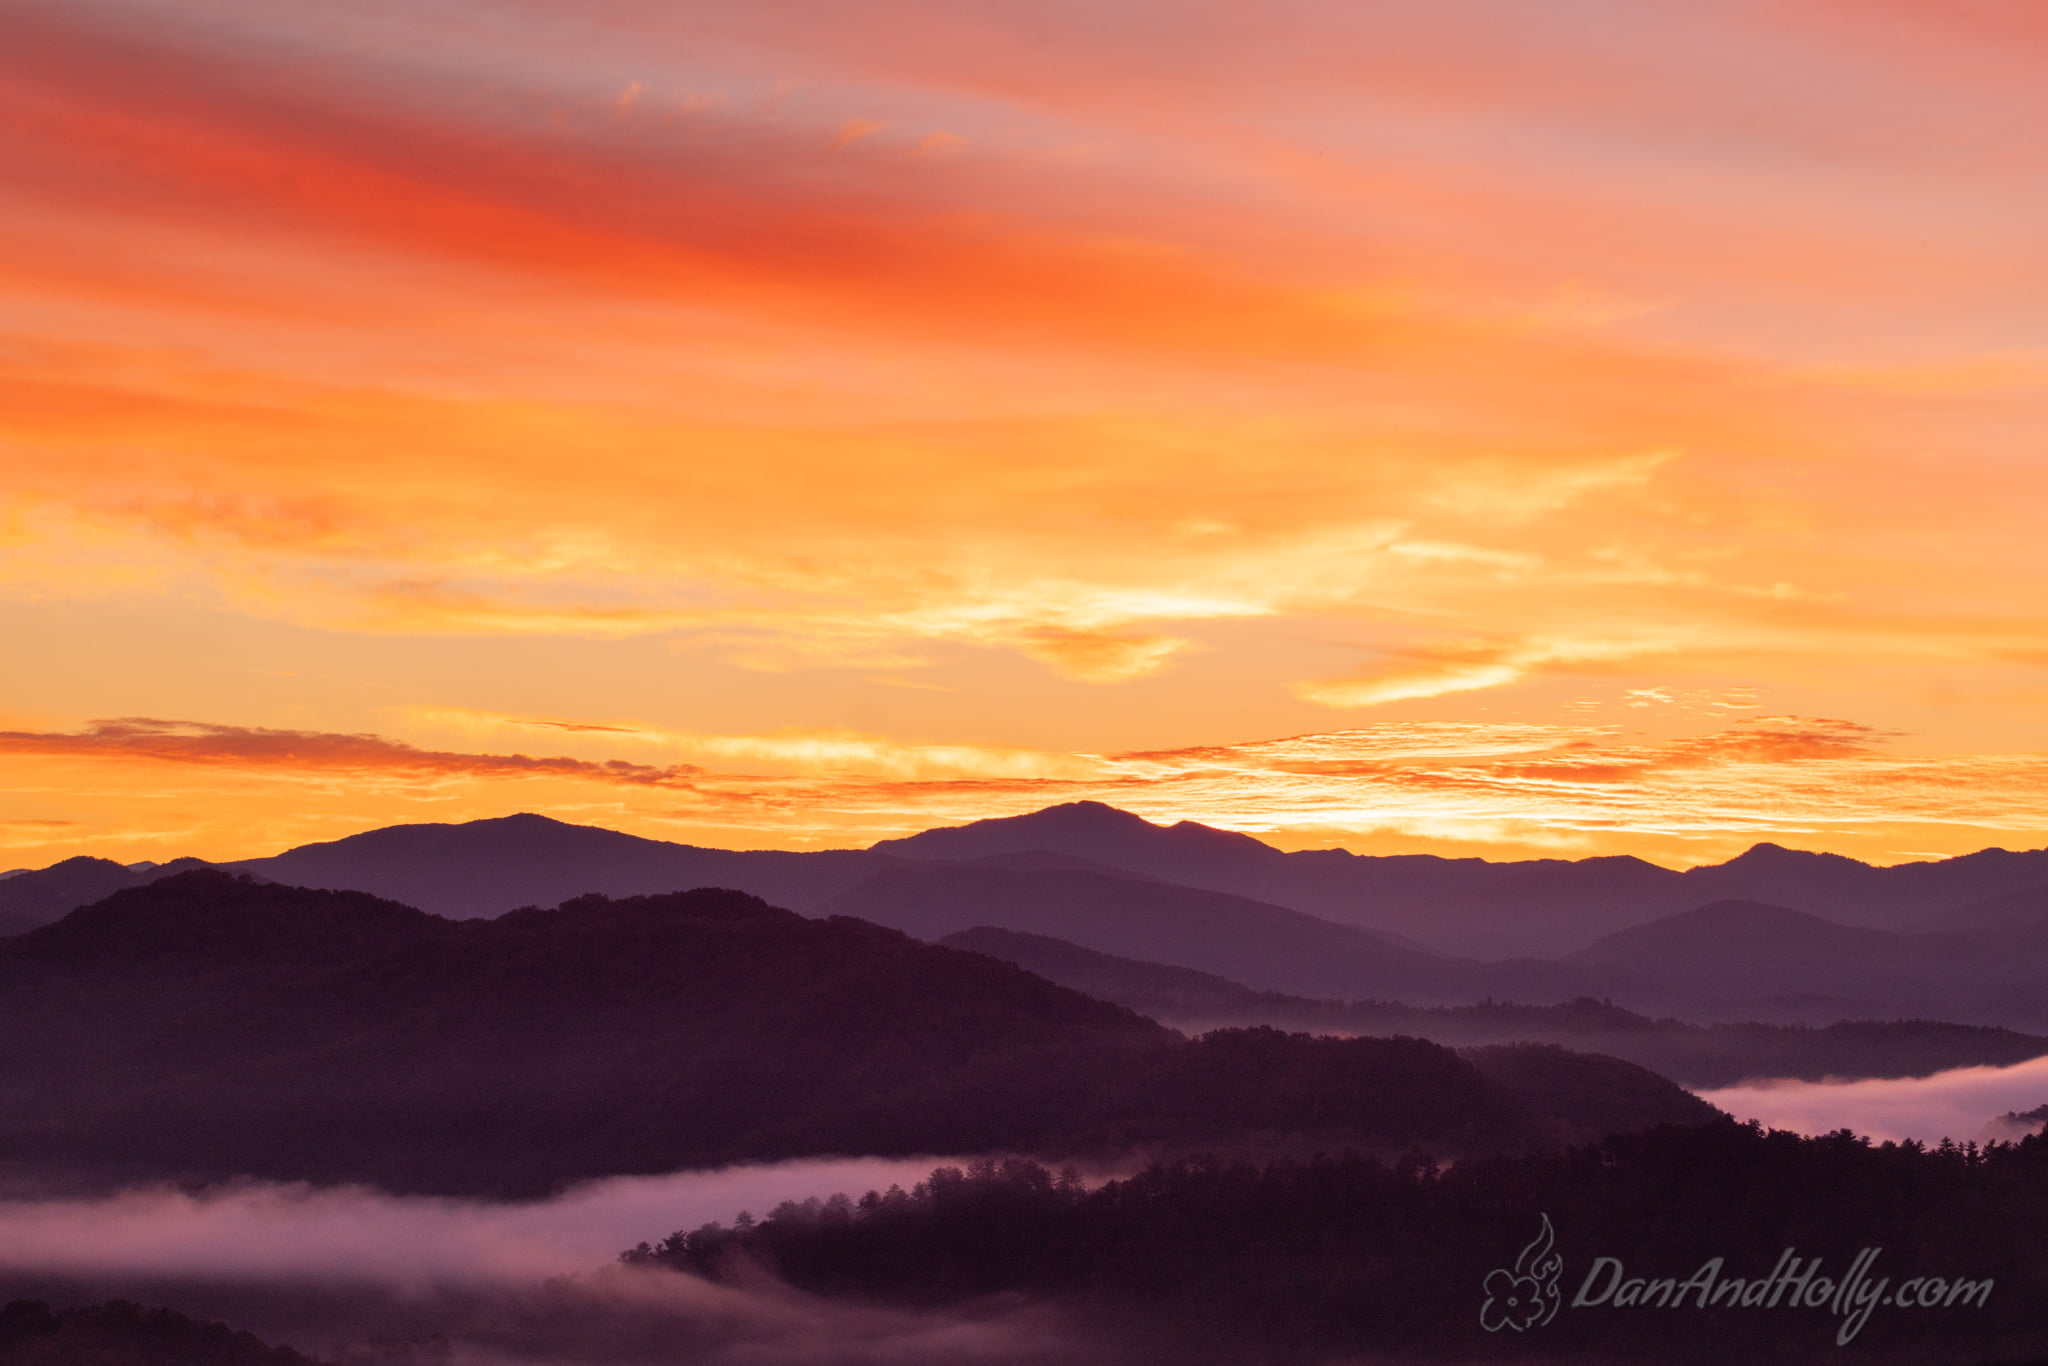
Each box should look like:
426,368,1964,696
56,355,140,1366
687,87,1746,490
1701,1054,2048,1144
0,1156,1167,1364
0,1155,966,1287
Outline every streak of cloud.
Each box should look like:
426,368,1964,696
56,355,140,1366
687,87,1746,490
0,718,703,790
4,714,2047,868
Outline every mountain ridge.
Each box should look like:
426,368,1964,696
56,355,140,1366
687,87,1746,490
0,871,1716,1196
7,802,2048,972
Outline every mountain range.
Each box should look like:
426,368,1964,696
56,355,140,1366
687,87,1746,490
0,871,1715,1197
942,926,2048,1087
8,803,2048,1024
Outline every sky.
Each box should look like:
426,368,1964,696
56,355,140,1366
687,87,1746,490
4,0,2047,868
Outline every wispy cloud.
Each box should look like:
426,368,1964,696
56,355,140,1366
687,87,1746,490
3,0,2047,864
1297,635,1678,707
0,718,703,790
6,714,2046,868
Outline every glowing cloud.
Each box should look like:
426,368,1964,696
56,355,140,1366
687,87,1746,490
1299,637,1677,707
2,0,2045,862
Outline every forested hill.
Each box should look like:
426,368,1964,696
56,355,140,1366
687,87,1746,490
630,1124,2048,1365
0,1300,321,1366
0,871,1713,1196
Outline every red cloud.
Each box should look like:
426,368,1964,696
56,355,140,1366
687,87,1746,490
0,719,701,788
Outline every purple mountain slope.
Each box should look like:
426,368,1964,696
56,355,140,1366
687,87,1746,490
221,812,889,919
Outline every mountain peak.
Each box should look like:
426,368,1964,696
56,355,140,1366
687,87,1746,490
870,802,1283,880
1717,842,1869,870
872,801,1160,853
474,811,577,830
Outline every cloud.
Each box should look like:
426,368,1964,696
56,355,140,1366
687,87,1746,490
8,714,2048,869
0,719,703,789
1422,451,1678,524
4,0,2048,877
1297,636,1676,707
404,707,1106,781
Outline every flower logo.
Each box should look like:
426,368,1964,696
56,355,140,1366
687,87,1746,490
1480,1212,1563,1332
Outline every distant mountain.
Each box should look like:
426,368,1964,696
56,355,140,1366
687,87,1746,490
1571,899,1902,969
0,871,1703,1197
875,799,1277,872
1916,883,2048,933
1565,900,2048,1026
946,926,2048,1087
814,860,1558,1001
1567,899,1943,1019
0,854,211,936
879,801,2048,954
10,801,2048,999
1675,842,1891,912
942,926,1259,1017
1414,854,1692,958
219,811,889,919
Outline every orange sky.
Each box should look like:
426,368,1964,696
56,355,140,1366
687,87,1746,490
4,0,2047,869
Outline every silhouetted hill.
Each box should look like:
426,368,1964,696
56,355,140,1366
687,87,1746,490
874,801,1512,935
1671,842,2048,932
1461,1043,1719,1140
1571,898,1899,967
221,812,886,919
1416,854,1690,957
0,872,1700,1197
877,802,2048,953
942,926,1258,1016
956,849,1166,880
948,927,2048,1086
15,803,2048,960
0,855,211,936
878,801,1710,956
817,861,1499,1000
0,871,1162,1193
1565,899,2048,1025
875,800,1276,876
0,1299,323,1366
1566,899,1942,1018
1916,882,2048,933
14,805,2048,1013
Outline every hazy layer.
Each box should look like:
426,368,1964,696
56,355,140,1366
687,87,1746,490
1701,1054,2048,1145
0,1156,967,1286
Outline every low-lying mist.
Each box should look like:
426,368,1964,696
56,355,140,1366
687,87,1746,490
1700,1053,2048,1144
0,1155,964,1287
0,1156,1155,1365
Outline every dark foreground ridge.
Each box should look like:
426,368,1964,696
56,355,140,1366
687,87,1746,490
0,871,1714,1197
0,1299,322,1366
628,1122,2048,1365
